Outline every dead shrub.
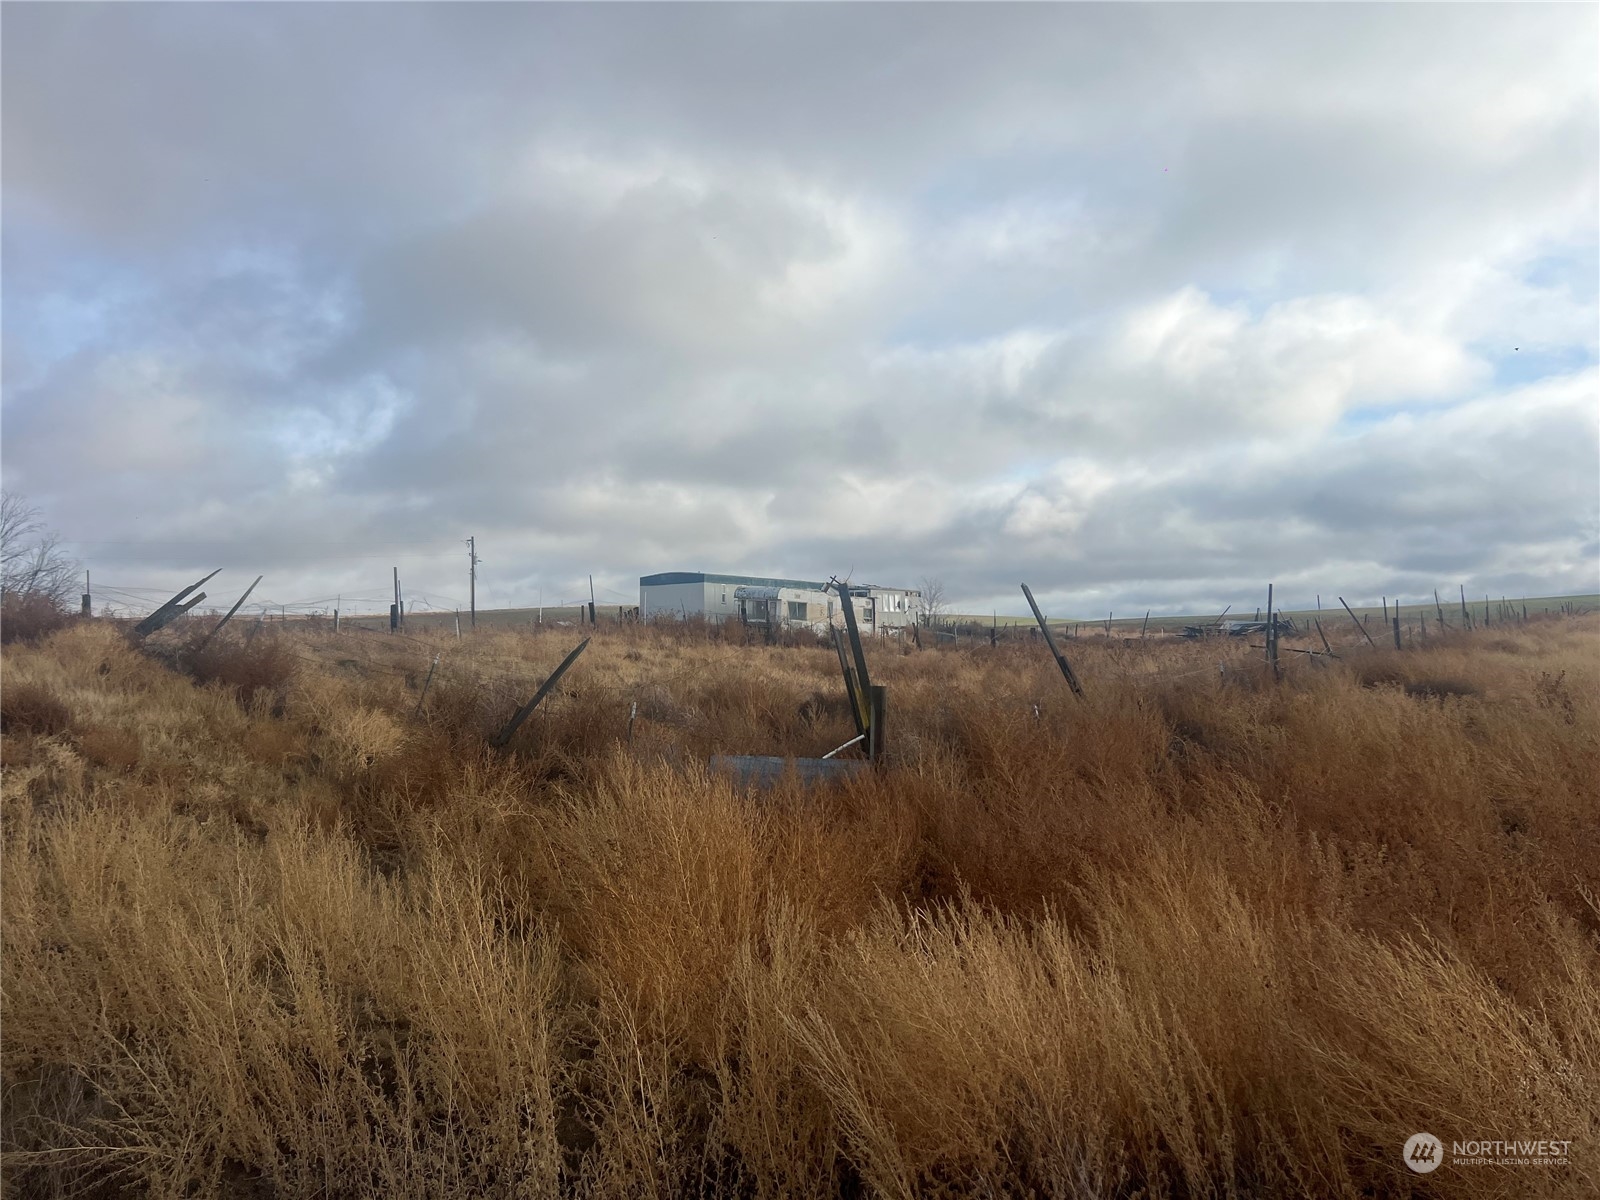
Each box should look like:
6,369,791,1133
1533,669,1577,723
75,726,142,771
180,632,298,706
0,591,74,644
0,680,73,736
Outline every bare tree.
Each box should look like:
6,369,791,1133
1,492,80,607
919,576,947,626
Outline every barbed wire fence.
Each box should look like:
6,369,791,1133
74,570,1593,751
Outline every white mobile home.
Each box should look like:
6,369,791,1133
638,572,922,635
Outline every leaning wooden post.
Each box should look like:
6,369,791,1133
1141,610,1150,639
1392,614,1402,650
1338,597,1376,648
198,575,264,651
1459,584,1471,629
1020,583,1085,699
413,654,440,719
832,626,866,737
491,639,591,748
833,580,874,719
132,569,222,638
1313,617,1336,657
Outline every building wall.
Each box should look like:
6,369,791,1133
870,588,921,629
640,581,711,621
703,580,741,622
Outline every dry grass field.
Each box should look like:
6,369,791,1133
2,611,1597,1198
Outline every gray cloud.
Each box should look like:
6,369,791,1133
3,3,1595,618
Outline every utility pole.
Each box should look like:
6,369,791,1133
467,537,479,630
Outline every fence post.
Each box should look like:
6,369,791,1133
199,575,264,651
413,654,440,719
1338,597,1376,647
492,639,591,749
867,685,888,763
1020,583,1086,699
1269,585,1281,680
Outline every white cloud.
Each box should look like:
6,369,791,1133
1,4,1594,613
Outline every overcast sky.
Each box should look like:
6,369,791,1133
3,3,1596,619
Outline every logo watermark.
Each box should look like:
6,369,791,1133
1404,1133,1442,1174
1404,1133,1571,1172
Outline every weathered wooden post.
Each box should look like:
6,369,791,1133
1021,583,1085,699
1266,584,1279,680
1314,617,1336,657
198,575,264,651
132,569,222,638
413,654,440,719
832,626,866,737
867,685,888,763
492,639,591,748
1338,597,1376,648
833,580,875,738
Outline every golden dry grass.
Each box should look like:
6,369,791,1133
2,613,1597,1197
